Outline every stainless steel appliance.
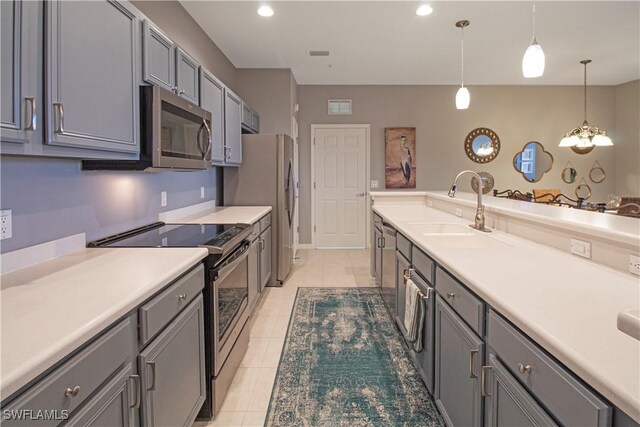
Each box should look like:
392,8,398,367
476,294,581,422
224,134,295,286
88,221,253,420
381,221,397,316
83,85,211,171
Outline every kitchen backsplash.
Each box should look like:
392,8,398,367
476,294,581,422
0,156,217,253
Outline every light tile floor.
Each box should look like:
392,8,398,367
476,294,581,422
195,249,373,427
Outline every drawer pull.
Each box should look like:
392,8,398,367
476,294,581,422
481,366,492,397
446,292,455,298
178,293,187,301
64,386,81,398
53,102,64,134
147,361,157,391
518,363,532,374
129,375,141,409
469,349,478,378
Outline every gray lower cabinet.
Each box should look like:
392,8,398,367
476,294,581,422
142,19,175,92
224,89,242,166
395,250,410,332
199,68,226,165
259,226,272,290
484,354,557,427
65,363,139,427
435,295,484,427
372,225,382,287
1,0,41,149
248,236,260,311
44,0,139,157
175,47,199,104
139,294,206,427
407,269,436,393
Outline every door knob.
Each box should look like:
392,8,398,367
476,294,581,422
356,192,367,197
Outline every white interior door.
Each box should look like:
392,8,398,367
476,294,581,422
314,126,367,248
292,117,300,258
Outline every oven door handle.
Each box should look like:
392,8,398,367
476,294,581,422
215,242,250,282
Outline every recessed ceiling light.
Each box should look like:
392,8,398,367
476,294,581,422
416,5,433,16
257,6,274,17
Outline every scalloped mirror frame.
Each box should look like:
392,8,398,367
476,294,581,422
513,141,554,183
464,127,501,164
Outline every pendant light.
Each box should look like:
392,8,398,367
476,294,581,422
455,20,470,110
522,1,545,78
559,60,613,148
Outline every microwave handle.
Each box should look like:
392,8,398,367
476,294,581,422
197,119,212,161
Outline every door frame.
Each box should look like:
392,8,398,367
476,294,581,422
310,124,371,250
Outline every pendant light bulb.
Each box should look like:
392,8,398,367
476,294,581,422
455,20,470,110
456,86,470,110
522,2,545,78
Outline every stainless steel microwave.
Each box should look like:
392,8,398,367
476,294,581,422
83,85,212,171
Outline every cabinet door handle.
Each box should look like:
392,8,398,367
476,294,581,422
129,374,141,409
146,361,157,391
177,293,187,301
469,349,478,378
446,292,455,298
172,86,178,93
64,385,81,398
481,365,492,397
53,102,64,134
179,89,185,95
24,97,36,131
518,363,532,374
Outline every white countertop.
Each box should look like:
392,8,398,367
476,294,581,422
372,200,640,422
174,206,272,225
371,191,640,247
0,247,208,399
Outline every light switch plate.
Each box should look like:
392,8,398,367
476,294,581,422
570,239,591,259
455,208,463,217
200,187,205,199
427,199,433,207
161,191,167,207
629,255,640,276
370,180,379,189
1,210,12,240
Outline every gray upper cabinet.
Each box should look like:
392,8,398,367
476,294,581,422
241,102,260,133
45,0,139,156
251,111,259,133
139,295,206,427
1,0,41,148
484,354,557,427
175,47,199,104
259,226,272,291
224,89,242,166
200,68,226,165
435,296,484,427
142,19,175,92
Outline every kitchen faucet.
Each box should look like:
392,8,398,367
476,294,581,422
448,170,491,232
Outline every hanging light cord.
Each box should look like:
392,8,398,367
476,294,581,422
532,1,536,39
583,62,588,121
460,26,465,86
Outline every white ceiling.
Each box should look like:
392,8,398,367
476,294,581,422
180,1,640,86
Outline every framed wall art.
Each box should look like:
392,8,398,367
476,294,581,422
385,127,416,189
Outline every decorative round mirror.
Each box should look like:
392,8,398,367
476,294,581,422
513,141,554,183
561,161,577,184
575,179,592,199
471,172,495,194
589,161,605,183
465,128,500,163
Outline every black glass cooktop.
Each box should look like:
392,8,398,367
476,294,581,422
88,222,247,252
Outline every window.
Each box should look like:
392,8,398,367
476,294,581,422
328,99,352,115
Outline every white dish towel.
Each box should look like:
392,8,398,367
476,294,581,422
404,277,419,336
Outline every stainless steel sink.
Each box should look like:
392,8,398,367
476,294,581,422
406,222,473,236
618,309,640,341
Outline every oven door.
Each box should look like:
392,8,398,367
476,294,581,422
150,85,212,170
212,241,250,374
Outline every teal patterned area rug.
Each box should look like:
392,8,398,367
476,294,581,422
265,288,443,427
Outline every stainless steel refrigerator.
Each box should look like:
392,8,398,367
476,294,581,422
223,134,294,286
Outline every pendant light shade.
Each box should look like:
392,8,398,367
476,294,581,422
455,20,470,110
559,60,614,149
522,2,545,78
522,38,545,78
456,86,470,109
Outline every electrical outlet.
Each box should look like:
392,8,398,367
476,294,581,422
161,191,167,207
455,208,463,217
200,187,205,199
629,255,640,276
1,210,12,240
570,239,591,259
427,199,433,207
370,180,379,189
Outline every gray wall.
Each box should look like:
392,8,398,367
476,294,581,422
0,157,217,252
615,80,640,196
235,69,297,136
297,84,634,244
131,0,237,90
